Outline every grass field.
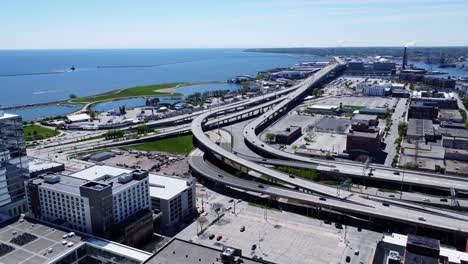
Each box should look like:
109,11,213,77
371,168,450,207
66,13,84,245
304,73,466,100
70,82,186,104
24,125,59,141
275,166,319,181
123,135,195,154
343,105,365,110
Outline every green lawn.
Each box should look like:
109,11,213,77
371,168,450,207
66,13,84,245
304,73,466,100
275,166,319,181
378,188,400,193
123,135,195,154
70,82,186,104
343,105,365,110
24,125,59,141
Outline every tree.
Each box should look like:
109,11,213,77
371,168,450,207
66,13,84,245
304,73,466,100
312,88,320,97
265,132,275,143
465,120,468,129
88,109,97,119
408,83,414,91
69,93,77,99
211,202,225,218
398,122,408,138
197,216,208,232
135,125,150,135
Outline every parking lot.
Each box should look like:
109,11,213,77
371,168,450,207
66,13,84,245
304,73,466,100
179,192,354,264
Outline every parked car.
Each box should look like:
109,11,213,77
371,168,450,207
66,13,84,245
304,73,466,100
216,235,222,241
251,244,257,250
240,226,245,232
209,234,215,240
345,256,351,262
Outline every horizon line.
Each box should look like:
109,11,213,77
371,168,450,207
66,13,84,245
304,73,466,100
1,45,468,51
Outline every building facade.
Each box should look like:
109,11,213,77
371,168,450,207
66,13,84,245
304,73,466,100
0,113,29,216
149,174,196,228
25,170,152,243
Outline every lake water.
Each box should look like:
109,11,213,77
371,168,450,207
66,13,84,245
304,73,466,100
0,49,305,107
0,49,310,120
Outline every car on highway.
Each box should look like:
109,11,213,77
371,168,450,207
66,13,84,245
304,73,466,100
209,234,215,240
319,197,327,201
216,235,222,241
236,199,242,203
258,184,264,189
423,199,430,202
440,198,448,202
382,202,390,207
218,174,224,178
393,172,400,175
289,175,295,178
418,217,426,221
229,199,234,203
368,172,373,176
240,226,245,232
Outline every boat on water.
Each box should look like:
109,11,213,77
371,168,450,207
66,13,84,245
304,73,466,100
70,65,76,71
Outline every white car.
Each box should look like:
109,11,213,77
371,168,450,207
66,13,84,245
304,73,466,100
202,212,208,216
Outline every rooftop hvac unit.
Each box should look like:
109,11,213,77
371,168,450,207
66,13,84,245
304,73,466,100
118,174,133,184
387,250,401,264
44,175,61,184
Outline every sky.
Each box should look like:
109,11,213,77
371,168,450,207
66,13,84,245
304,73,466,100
1,0,468,49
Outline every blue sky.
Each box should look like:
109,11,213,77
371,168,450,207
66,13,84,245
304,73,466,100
2,0,468,49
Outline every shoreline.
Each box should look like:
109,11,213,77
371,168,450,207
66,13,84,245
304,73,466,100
0,80,226,112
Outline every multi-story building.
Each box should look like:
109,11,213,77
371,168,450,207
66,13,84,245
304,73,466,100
408,101,439,120
24,169,153,245
149,173,196,228
346,129,382,157
0,113,29,216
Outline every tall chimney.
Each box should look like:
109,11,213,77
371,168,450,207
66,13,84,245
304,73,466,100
402,47,408,70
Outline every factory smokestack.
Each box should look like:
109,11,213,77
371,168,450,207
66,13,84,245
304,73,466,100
402,47,408,70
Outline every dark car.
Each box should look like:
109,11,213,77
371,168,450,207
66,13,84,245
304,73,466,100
218,174,224,178
289,175,295,179
240,226,245,232
346,256,351,263
229,199,234,203
258,184,264,189
382,202,390,207
216,235,222,241
209,234,215,240
393,172,400,175
440,198,448,202
251,244,257,250
319,197,327,201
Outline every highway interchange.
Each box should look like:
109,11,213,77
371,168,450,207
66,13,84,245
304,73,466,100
189,60,468,235
31,58,468,235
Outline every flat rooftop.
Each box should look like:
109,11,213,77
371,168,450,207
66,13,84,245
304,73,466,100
31,175,88,196
28,158,63,174
0,218,151,264
144,238,272,264
0,113,19,121
70,165,131,181
148,174,191,201
72,165,191,200
0,218,86,264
